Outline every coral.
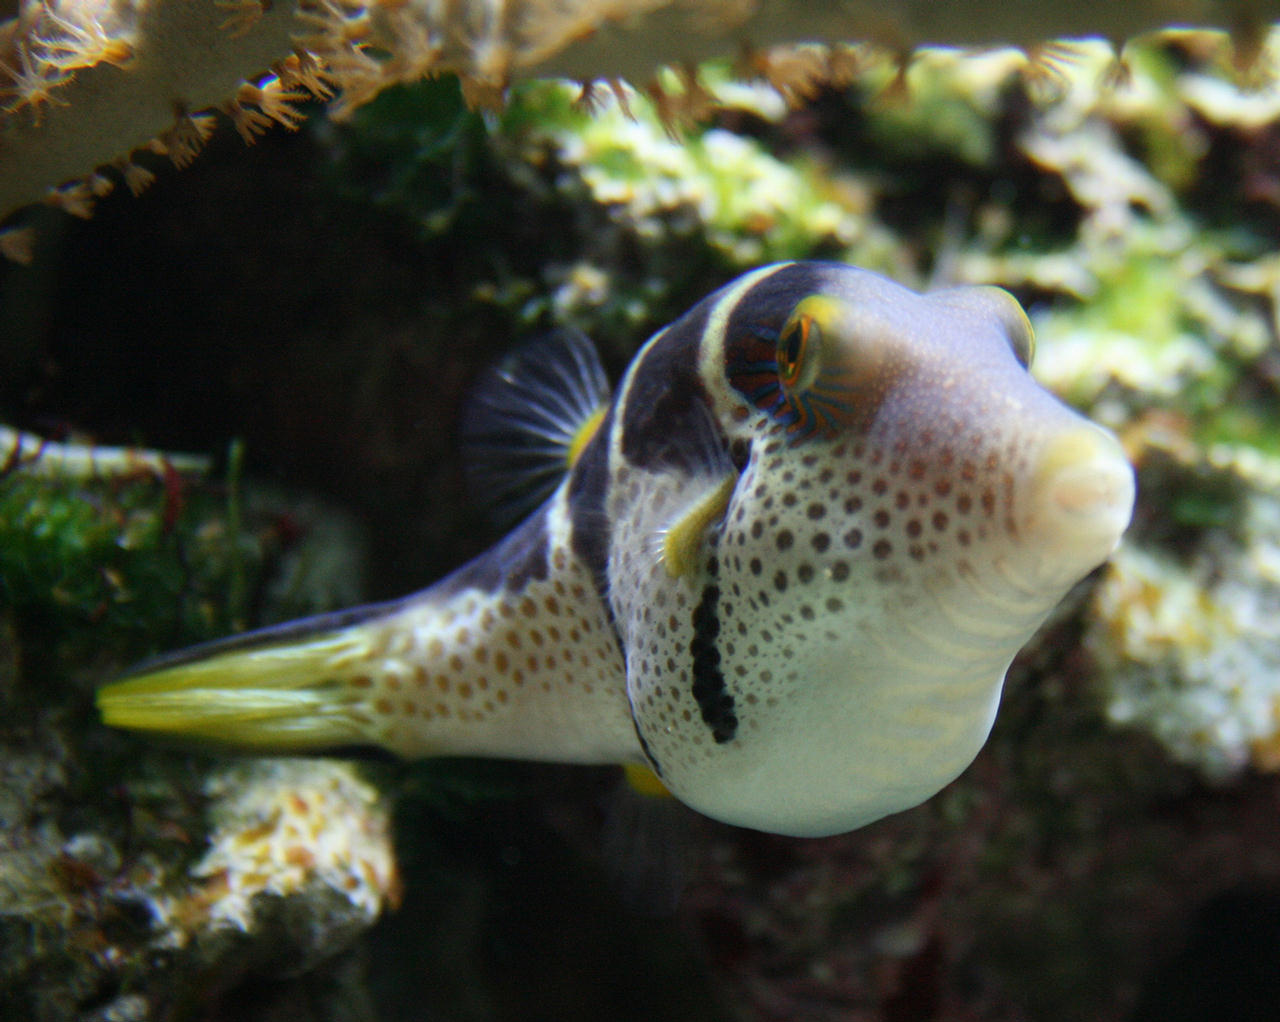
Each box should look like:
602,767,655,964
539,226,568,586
0,434,225,684
0,1,300,220
163,759,399,955
0,732,396,1021
4,0,1280,228
1090,444,1280,779
528,76,876,267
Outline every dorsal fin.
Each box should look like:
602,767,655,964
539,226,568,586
460,328,611,527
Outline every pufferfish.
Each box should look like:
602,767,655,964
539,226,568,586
98,261,1134,838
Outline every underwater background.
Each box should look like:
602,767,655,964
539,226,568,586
5,5,1280,1020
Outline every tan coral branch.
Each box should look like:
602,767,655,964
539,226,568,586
3,0,1280,226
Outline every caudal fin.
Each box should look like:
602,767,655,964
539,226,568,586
97,605,397,753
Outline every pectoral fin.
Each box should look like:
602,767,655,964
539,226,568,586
662,473,736,579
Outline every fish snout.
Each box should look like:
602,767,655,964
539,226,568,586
1022,424,1135,585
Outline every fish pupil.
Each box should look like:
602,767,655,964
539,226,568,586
778,315,810,388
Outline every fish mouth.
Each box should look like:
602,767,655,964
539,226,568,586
1021,425,1135,587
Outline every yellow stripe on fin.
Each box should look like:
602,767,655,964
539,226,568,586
567,406,606,467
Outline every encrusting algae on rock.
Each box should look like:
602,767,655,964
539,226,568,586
1088,442,1280,779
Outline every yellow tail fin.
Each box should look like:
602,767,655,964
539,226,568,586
98,609,391,752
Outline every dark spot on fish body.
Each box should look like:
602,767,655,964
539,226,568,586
690,578,738,745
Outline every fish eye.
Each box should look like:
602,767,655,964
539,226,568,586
778,296,835,393
777,314,813,388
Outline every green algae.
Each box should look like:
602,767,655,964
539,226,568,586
0,464,243,684
0,438,367,695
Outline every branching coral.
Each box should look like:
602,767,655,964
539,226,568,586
3,0,1280,234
